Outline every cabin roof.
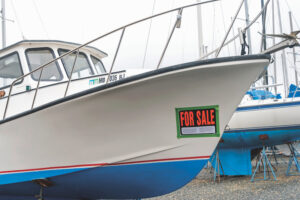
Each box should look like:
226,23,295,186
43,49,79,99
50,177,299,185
0,40,108,58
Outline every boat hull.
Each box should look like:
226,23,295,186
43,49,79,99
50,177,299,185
213,99,300,176
0,55,270,199
0,159,207,199
222,99,300,149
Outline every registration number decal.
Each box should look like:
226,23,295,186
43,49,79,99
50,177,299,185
176,105,220,138
89,73,126,86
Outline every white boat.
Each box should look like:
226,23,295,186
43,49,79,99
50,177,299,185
215,88,300,176
0,40,128,117
209,0,300,174
225,96,300,149
223,0,300,150
0,2,271,199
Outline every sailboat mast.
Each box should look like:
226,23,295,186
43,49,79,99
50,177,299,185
197,0,204,58
244,0,252,54
260,0,268,87
1,0,6,48
271,0,277,95
276,0,289,97
289,11,299,86
260,0,267,51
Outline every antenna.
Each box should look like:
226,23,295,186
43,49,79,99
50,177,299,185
0,0,16,48
1,0,6,48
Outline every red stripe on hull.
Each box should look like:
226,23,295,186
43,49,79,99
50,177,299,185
0,155,210,174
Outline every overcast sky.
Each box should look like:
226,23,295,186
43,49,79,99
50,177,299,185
2,0,300,94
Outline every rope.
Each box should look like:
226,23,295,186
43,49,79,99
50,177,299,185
260,0,268,52
219,0,231,56
167,0,175,35
10,0,26,40
142,0,157,68
231,17,238,55
241,31,249,55
32,0,49,39
200,0,271,60
284,0,300,30
211,3,216,51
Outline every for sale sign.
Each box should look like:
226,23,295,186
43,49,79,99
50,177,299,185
176,105,220,138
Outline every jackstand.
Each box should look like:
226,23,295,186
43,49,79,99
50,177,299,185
286,143,300,176
270,146,279,166
210,149,224,182
35,186,44,200
33,179,54,200
251,146,277,182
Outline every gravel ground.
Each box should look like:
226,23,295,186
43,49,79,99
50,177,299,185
148,154,300,200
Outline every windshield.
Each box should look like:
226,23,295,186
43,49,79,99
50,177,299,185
26,48,63,81
0,53,23,89
58,49,94,79
91,55,106,74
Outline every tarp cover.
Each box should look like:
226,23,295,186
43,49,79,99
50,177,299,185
210,148,252,176
246,90,281,100
288,84,300,98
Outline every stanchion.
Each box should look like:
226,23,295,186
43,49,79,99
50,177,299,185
251,134,277,182
286,142,300,176
210,147,224,182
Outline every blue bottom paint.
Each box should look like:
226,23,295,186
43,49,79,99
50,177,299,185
210,148,252,175
0,168,85,185
212,127,300,176
221,127,300,149
0,159,208,199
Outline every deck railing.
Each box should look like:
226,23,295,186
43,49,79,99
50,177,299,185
2,0,271,120
2,0,218,119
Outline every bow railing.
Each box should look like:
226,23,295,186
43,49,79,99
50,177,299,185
2,0,218,120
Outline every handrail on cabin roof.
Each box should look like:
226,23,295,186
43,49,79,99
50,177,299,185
0,40,108,57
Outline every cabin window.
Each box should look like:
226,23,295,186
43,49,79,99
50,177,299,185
91,55,106,74
0,52,23,89
58,49,94,79
26,48,63,81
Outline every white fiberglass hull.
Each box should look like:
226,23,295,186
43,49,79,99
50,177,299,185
223,98,300,148
0,55,270,199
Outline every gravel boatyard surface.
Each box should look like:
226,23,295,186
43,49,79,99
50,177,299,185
148,155,300,200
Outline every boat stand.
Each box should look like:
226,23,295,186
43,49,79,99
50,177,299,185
286,143,300,176
35,186,44,200
251,146,277,182
210,149,224,182
33,179,54,200
270,146,279,166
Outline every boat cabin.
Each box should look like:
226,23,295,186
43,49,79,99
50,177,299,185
0,40,126,118
0,40,113,93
